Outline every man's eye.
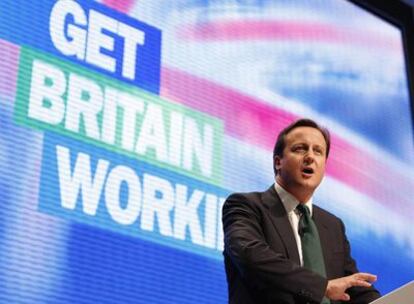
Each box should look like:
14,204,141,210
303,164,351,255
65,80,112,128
315,148,326,155
293,146,305,152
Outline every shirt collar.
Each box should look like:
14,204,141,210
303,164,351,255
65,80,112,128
274,182,313,215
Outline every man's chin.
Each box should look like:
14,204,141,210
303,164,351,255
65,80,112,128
298,178,320,190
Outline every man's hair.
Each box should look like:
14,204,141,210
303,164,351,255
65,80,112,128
273,118,330,175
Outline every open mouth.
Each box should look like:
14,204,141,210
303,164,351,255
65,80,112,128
302,167,314,175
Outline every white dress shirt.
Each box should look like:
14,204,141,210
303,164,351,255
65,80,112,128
274,182,314,266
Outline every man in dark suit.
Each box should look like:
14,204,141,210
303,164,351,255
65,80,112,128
222,119,380,304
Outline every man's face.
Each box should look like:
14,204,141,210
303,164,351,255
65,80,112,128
275,126,327,202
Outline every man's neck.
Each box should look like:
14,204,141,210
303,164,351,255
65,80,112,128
275,178,313,203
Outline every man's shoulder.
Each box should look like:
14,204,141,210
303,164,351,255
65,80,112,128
225,186,275,204
223,187,275,210
313,204,344,226
224,191,263,210
226,190,264,201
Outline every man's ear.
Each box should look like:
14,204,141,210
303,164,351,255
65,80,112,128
274,156,281,173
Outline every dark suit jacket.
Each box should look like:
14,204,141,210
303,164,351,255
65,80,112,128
222,186,380,304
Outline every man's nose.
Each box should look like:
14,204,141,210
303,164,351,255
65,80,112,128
303,151,315,163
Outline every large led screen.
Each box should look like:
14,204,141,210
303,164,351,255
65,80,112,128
0,0,413,303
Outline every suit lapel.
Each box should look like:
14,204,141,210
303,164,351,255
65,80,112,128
313,207,332,278
262,186,301,265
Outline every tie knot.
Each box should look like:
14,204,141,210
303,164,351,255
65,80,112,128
296,204,310,216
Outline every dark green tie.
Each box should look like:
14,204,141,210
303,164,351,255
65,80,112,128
297,204,330,304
